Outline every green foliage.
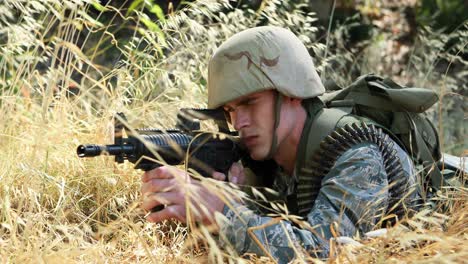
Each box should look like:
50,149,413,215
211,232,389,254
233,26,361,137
318,2,467,155
91,0,108,12
127,0,166,22
416,0,468,32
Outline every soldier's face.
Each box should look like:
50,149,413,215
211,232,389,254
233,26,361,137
224,90,276,160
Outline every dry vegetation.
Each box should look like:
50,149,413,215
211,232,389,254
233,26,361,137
0,0,466,263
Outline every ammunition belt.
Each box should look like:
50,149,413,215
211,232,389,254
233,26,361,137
296,123,410,221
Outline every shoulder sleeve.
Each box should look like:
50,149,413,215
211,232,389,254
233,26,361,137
217,142,390,261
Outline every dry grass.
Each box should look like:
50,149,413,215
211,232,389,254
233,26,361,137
0,0,466,263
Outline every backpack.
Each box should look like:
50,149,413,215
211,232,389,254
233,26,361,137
316,73,450,193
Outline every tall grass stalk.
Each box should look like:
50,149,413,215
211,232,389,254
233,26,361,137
0,0,466,263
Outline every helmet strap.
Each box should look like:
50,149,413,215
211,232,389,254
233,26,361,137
265,91,283,160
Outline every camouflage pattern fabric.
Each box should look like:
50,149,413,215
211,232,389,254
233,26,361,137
218,140,419,262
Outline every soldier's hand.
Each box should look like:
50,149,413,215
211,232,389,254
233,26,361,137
141,166,225,225
212,162,246,184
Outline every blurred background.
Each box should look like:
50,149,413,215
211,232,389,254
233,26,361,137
2,0,465,154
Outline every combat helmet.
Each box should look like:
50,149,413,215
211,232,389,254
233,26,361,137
207,26,324,159
208,26,324,109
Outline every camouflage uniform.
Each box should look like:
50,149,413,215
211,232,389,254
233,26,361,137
207,26,420,262
217,108,419,262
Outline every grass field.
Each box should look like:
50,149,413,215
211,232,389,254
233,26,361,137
1,0,466,263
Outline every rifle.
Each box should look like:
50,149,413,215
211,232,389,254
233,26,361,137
77,109,246,175
77,108,288,214
77,109,260,212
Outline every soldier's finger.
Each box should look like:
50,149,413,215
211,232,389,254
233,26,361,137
142,166,176,182
141,190,182,211
146,205,186,223
228,162,242,183
151,191,184,206
212,171,226,181
141,178,173,195
141,194,164,212
237,165,246,184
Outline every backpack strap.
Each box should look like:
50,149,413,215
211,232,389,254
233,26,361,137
405,112,445,191
301,107,354,164
286,101,354,216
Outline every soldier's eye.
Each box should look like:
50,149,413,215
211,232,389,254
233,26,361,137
244,97,257,105
223,106,234,112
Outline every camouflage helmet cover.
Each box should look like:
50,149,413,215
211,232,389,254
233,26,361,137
207,26,325,109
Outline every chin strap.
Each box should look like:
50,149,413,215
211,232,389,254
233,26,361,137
264,91,283,160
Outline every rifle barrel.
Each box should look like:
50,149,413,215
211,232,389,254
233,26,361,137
77,144,134,157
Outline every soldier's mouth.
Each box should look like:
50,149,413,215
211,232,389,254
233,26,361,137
242,136,258,147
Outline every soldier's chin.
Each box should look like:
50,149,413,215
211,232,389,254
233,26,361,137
249,148,268,161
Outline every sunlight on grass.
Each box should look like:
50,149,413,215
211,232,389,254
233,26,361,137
0,0,466,263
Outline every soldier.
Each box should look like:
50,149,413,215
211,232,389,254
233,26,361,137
140,26,420,262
